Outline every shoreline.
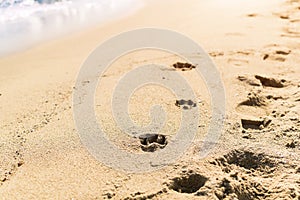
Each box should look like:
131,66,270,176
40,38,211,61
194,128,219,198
0,0,145,57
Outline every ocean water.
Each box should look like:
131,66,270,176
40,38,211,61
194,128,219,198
0,0,144,56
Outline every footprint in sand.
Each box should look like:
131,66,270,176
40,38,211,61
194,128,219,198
209,51,224,58
254,75,287,88
241,117,272,130
172,62,196,71
238,74,288,88
168,172,208,194
281,27,300,38
236,91,270,119
262,44,291,62
237,75,262,87
210,149,299,199
227,50,255,67
138,133,167,152
175,99,197,110
227,58,249,67
238,92,268,107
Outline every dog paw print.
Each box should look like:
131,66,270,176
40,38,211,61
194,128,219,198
175,99,197,110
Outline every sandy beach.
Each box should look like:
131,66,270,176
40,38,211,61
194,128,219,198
0,0,299,199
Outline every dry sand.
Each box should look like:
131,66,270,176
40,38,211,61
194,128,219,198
0,0,299,199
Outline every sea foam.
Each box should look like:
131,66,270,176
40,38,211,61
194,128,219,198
0,0,144,56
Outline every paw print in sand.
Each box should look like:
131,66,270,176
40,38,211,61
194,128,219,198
139,133,167,152
172,62,196,71
175,99,197,110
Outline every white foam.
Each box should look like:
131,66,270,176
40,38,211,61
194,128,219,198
0,0,144,56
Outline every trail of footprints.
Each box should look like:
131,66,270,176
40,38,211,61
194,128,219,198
121,61,299,199
209,44,292,66
124,47,300,197
0,53,297,198
123,51,299,199
236,73,299,149
275,2,300,38
113,2,300,198
237,74,287,131
135,62,198,153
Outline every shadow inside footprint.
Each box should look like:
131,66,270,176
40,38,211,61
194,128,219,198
172,62,196,71
255,75,286,88
241,117,271,130
169,173,208,194
139,133,167,152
